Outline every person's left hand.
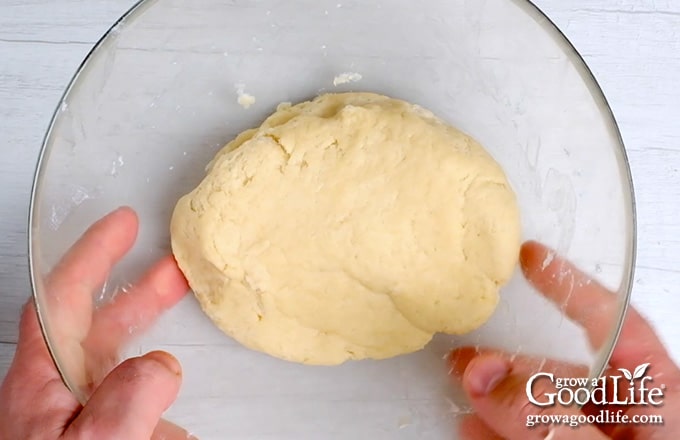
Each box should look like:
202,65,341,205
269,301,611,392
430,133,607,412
0,207,194,440
450,241,680,439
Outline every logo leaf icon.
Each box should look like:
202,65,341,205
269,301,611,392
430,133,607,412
618,368,633,381
633,363,651,380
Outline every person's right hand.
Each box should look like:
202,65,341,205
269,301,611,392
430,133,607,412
451,241,680,439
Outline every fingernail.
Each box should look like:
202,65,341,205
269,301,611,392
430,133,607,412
145,350,182,377
466,357,510,397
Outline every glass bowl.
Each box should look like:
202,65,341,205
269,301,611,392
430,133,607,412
29,0,635,438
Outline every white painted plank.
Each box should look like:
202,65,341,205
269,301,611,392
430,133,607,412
0,1,135,368
0,0,679,386
0,0,133,43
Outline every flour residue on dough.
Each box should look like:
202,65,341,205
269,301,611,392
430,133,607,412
171,92,520,365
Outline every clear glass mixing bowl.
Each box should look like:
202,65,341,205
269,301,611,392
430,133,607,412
29,0,635,438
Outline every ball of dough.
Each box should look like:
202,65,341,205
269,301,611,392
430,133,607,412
171,92,520,365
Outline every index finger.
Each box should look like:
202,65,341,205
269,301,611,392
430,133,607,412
85,255,189,353
520,241,676,374
44,206,139,342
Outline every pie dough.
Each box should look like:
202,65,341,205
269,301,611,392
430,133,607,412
171,93,520,365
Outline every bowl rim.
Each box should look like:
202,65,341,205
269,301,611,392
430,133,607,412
27,0,636,402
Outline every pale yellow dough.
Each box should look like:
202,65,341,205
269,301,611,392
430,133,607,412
171,93,520,365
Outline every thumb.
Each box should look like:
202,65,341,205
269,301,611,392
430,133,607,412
66,351,182,440
462,354,608,440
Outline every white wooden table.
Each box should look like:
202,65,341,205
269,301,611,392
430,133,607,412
1,0,679,385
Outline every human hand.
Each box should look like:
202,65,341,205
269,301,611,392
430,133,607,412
0,207,194,440
450,241,680,439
